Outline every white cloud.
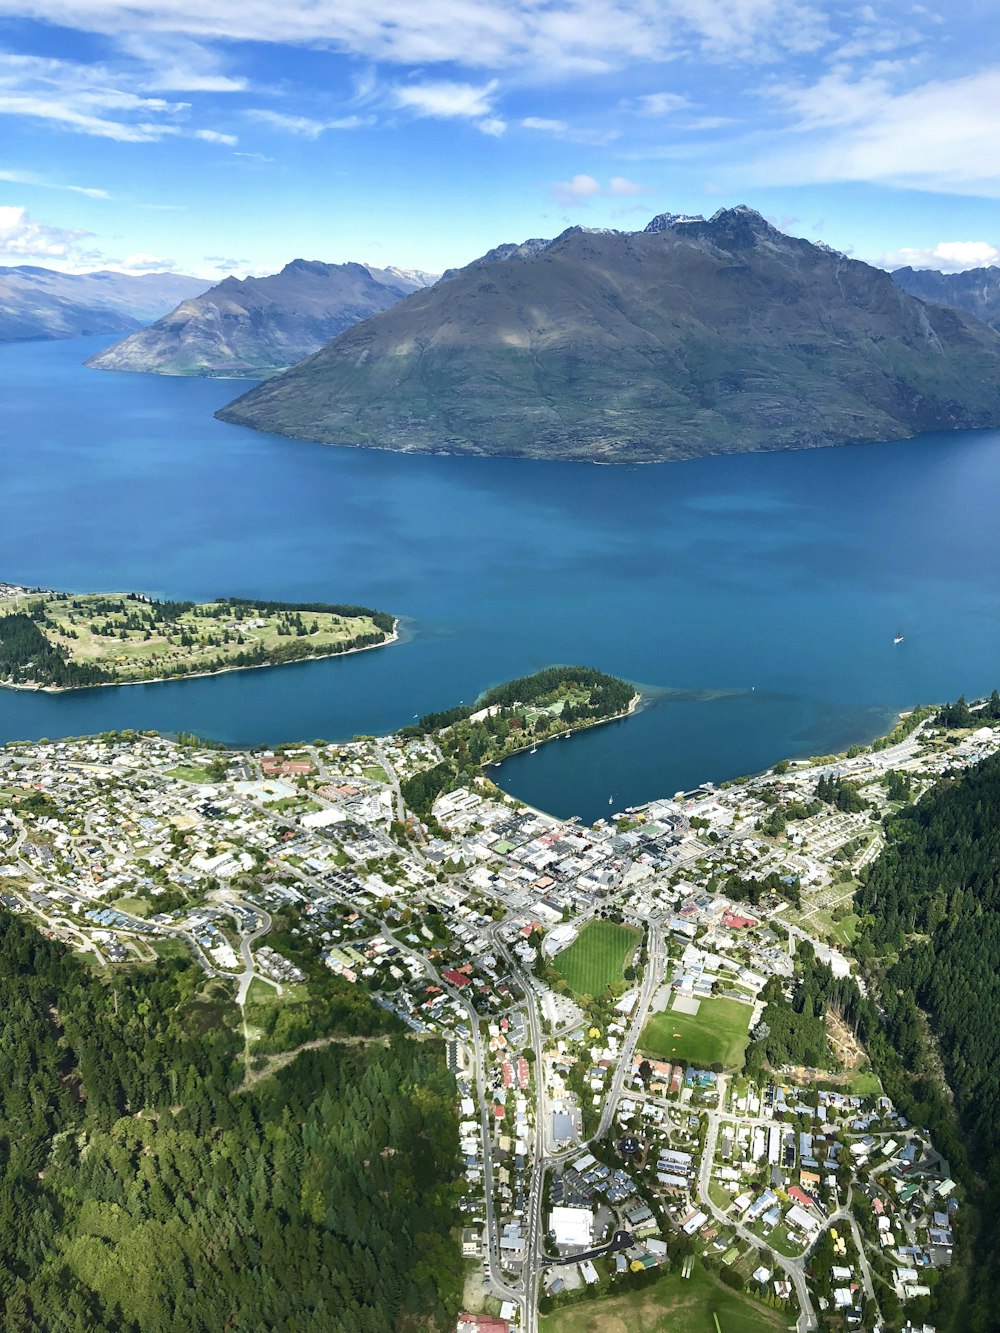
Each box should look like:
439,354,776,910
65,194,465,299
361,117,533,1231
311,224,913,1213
881,241,1000,273
751,66,1000,196
683,115,737,130
0,51,243,143
552,173,603,205
0,168,110,198
519,115,619,145
0,203,91,259
477,116,506,137
623,92,692,116
391,79,499,120
245,108,369,137
609,176,645,195
522,116,567,132
551,173,646,205
116,33,247,91
194,127,236,144
117,251,177,270
0,1,838,76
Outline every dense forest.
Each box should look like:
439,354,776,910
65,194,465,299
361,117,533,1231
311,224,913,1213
743,944,872,1076
0,613,110,687
478,665,634,715
933,691,1000,729
0,912,461,1331
854,750,1000,1333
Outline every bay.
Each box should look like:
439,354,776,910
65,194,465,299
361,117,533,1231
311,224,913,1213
2,335,999,823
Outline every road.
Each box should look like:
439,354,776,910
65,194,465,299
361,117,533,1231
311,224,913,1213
233,902,275,1006
596,919,665,1140
697,1099,817,1333
374,742,407,826
543,1230,632,1266
489,924,546,1333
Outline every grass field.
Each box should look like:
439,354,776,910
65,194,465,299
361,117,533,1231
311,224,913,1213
640,995,753,1069
846,1071,882,1098
6,590,393,686
540,1263,794,1333
111,895,151,918
166,763,218,784
553,920,641,997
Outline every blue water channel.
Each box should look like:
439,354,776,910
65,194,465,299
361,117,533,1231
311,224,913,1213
2,335,998,821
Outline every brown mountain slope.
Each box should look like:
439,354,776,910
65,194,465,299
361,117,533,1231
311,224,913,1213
87,260,435,378
217,208,1000,462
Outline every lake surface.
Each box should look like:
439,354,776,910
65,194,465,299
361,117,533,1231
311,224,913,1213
2,336,999,822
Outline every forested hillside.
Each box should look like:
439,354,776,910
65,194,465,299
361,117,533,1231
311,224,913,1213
0,912,461,1332
855,750,1000,1333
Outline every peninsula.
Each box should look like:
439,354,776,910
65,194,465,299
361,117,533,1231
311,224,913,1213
0,584,396,690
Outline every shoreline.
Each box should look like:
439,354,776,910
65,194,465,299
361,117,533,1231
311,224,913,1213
0,620,400,695
485,690,642,770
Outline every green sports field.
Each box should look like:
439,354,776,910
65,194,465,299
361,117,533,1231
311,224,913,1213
552,920,641,997
540,1262,794,1333
640,995,753,1069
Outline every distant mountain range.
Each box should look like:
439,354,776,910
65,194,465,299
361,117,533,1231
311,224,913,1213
216,207,1000,463
87,261,437,378
891,265,1000,332
0,267,208,343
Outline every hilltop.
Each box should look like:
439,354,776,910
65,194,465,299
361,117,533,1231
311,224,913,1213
87,259,436,378
0,265,207,342
216,208,1000,463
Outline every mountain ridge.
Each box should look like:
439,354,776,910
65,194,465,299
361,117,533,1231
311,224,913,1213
87,260,437,378
216,207,1000,463
891,264,1000,333
0,266,208,343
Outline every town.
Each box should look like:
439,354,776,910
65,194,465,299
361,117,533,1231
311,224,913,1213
1,699,996,1333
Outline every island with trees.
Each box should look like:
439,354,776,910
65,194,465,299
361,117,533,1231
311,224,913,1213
0,585,397,690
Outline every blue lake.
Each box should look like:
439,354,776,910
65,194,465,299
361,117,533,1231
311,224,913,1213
2,335,999,822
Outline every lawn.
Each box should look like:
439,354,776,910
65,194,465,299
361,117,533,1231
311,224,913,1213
640,996,753,1069
552,919,641,997
111,895,151,918
540,1262,794,1333
165,763,218,784
8,590,393,686
244,976,310,1028
846,1071,882,1098
830,912,859,947
150,937,191,963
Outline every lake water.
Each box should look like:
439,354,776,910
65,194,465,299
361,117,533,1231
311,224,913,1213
2,335,999,822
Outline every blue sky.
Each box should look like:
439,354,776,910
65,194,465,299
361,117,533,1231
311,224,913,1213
0,0,998,279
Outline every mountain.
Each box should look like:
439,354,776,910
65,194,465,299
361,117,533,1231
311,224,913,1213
87,260,437,378
0,266,208,343
216,207,1000,463
891,264,1000,332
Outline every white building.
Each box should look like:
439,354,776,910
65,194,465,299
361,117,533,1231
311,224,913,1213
549,1206,593,1249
